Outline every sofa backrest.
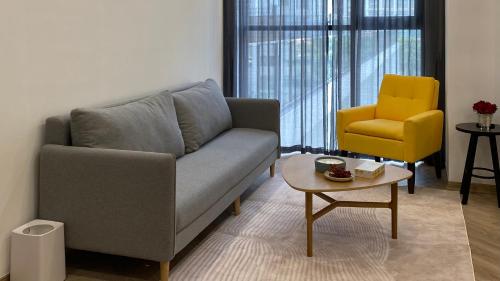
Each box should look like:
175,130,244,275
71,91,186,157
375,74,439,121
45,115,72,146
44,82,201,147
171,79,232,153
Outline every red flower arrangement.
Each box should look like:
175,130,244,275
473,100,497,114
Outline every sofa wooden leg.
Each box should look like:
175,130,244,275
232,197,241,216
270,163,276,177
340,150,348,157
434,152,442,179
160,261,169,281
407,162,416,194
374,156,381,163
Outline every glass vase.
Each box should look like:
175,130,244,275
477,113,493,130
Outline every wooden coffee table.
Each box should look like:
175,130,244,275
281,154,413,257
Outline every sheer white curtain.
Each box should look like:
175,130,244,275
235,0,422,153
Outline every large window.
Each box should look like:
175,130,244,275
236,0,423,152
328,0,422,108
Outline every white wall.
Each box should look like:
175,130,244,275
0,0,222,277
446,0,500,183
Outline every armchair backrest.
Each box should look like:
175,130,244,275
375,74,440,121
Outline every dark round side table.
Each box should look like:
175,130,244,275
456,123,500,208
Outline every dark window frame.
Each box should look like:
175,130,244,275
244,0,423,31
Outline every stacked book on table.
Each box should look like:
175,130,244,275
354,162,385,179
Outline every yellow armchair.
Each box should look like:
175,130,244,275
336,74,443,194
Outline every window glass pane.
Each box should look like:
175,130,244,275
364,0,415,17
357,29,421,106
329,0,352,26
247,0,280,26
328,30,352,109
244,29,327,149
248,0,325,26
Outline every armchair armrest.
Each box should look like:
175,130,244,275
39,144,176,262
336,105,376,149
225,97,281,156
404,110,444,162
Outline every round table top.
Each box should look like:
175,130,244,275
281,154,413,193
456,123,500,135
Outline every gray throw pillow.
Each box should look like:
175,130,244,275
70,91,185,157
172,79,232,153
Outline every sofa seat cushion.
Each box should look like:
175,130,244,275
172,79,233,154
70,91,185,157
346,119,404,141
175,128,279,232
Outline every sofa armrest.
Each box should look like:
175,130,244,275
336,105,377,150
226,98,281,156
39,144,176,262
404,110,444,162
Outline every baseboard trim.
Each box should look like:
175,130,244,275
0,274,9,281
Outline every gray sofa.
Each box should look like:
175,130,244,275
38,80,280,280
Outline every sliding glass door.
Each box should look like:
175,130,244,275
235,0,423,153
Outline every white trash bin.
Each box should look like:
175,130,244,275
10,220,66,281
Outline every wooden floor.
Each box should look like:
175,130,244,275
414,163,500,281
463,190,500,281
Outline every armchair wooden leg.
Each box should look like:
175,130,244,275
270,163,276,177
434,152,442,179
160,261,169,281
407,162,416,194
232,197,241,216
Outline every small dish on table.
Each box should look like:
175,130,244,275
324,171,354,182
323,166,354,182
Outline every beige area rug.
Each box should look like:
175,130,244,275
169,176,475,281
66,173,475,281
